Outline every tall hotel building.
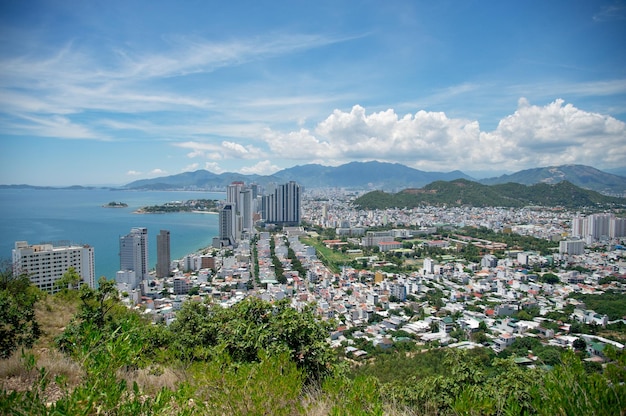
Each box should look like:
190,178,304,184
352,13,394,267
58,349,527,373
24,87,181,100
218,203,236,247
119,227,149,286
263,181,301,226
156,229,171,278
12,241,95,293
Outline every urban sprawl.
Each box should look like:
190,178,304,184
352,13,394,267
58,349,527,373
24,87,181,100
12,181,626,361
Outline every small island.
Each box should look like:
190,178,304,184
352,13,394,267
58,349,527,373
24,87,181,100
135,199,219,214
103,201,128,208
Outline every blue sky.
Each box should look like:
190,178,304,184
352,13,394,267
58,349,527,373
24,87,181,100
1,0,625,186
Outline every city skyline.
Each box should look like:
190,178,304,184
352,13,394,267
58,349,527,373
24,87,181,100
1,1,625,186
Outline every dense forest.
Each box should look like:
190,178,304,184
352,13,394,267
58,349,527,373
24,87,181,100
353,179,626,209
2,271,625,415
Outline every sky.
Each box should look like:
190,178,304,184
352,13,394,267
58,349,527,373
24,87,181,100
1,0,625,186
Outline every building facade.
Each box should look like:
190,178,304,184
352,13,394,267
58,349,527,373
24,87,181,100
119,227,149,286
262,181,301,226
156,229,171,278
12,241,95,293
218,203,236,247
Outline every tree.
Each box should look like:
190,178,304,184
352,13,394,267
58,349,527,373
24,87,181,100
169,297,336,381
573,338,587,352
540,272,560,284
55,266,82,291
0,264,41,358
77,277,120,329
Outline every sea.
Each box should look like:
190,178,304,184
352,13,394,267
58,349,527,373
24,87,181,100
0,188,223,280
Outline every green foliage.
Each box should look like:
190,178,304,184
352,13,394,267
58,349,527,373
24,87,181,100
192,351,304,415
140,198,218,213
300,236,345,274
54,266,82,291
500,337,564,366
540,272,560,284
569,290,626,320
455,225,559,255
322,374,384,415
169,297,336,381
532,351,626,415
354,179,626,209
0,266,41,358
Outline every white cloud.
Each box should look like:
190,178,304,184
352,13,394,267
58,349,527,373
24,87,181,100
238,160,281,175
477,98,626,170
149,169,167,176
259,100,626,172
126,170,142,176
204,162,225,173
175,140,266,160
182,163,199,172
3,113,106,140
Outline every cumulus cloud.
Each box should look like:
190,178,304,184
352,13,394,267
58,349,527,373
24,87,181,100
149,168,167,176
175,140,266,160
262,104,481,167
479,98,626,170
238,160,281,175
204,162,225,173
126,170,142,176
259,100,626,172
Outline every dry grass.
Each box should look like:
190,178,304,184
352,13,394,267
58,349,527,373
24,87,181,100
35,293,79,347
0,349,83,387
1,293,82,403
118,365,184,394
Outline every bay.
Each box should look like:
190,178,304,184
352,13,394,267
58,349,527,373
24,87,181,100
0,188,223,279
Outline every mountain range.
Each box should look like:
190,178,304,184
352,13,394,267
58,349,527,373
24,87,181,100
123,162,626,196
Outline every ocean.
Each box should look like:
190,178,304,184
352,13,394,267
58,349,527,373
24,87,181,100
0,188,223,279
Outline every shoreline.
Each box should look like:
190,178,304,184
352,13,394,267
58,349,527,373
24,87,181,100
133,209,219,214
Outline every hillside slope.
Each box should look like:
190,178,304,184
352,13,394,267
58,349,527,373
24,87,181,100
353,179,626,209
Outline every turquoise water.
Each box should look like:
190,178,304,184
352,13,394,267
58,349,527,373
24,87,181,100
0,188,223,279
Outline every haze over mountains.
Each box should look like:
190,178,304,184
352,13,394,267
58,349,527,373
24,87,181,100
123,162,626,196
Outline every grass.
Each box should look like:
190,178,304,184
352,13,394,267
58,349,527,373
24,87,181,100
35,292,79,347
300,237,351,274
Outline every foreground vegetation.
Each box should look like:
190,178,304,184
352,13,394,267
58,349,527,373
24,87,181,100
2,273,626,414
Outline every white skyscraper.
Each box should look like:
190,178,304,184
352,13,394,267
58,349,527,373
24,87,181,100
119,227,148,286
12,241,95,293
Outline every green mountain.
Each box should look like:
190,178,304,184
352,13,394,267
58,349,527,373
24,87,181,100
353,179,626,209
480,164,626,196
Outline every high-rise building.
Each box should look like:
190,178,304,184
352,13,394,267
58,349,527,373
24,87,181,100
156,230,171,278
218,203,236,247
119,227,148,285
227,181,245,205
12,241,95,293
239,188,254,233
559,240,585,255
263,181,301,225
571,213,625,242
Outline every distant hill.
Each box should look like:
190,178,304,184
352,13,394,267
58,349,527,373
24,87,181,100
353,179,626,209
124,161,472,190
123,170,276,190
480,165,626,196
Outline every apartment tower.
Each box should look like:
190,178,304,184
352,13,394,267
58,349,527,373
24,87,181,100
119,227,149,286
156,229,171,278
12,241,95,293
